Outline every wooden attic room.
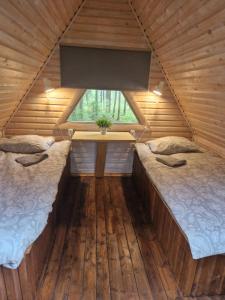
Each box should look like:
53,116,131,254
0,0,225,299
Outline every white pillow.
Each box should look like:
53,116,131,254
146,136,200,155
0,135,55,154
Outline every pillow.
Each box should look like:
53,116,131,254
156,156,186,167
15,153,48,167
146,136,200,155
0,135,55,154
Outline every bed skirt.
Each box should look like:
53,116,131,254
0,158,70,300
133,151,225,297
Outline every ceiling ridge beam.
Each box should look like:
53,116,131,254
3,0,87,134
128,0,195,138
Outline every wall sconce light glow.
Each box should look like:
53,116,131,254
153,89,162,96
45,88,54,93
43,78,54,93
153,81,164,96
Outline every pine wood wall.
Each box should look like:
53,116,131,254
1,0,225,155
6,0,191,140
6,48,83,139
0,0,83,131
61,0,148,50
131,0,225,155
126,57,191,139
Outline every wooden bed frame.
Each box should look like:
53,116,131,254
0,159,70,300
133,151,225,297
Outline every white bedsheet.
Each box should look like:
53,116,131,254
0,141,71,269
135,143,225,259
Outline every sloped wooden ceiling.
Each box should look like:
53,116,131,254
0,0,84,131
61,0,148,50
6,0,190,140
131,0,225,155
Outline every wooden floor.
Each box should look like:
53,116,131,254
36,177,223,300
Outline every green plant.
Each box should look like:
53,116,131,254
96,116,112,128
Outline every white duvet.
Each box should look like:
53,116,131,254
135,143,225,259
0,141,70,269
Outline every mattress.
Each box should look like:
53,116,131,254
135,143,225,259
0,141,71,269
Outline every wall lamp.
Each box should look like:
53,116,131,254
153,81,164,96
43,78,55,93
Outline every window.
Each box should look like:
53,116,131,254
68,90,139,124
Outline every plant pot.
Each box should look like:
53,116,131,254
100,127,107,135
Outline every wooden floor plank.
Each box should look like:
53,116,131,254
36,176,217,300
53,179,83,300
107,178,139,300
67,177,88,300
110,177,154,300
82,177,97,300
36,179,77,300
104,177,125,300
96,178,111,300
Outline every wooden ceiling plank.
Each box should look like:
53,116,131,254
129,0,193,136
3,0,86,132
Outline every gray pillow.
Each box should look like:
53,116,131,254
15,153,48,167
0,135,55,154
156,156,186,167
146,136,200,155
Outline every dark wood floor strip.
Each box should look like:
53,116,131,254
104,178,124,299
52,178,84,300
36,179,78,300
109,178,153,300
96,179,111,300
36,176,220,300
67,177,88,299
82,177,97,300
108,178,140,299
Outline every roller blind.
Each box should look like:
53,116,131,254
60,46,151,90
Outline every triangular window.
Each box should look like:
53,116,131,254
68,89,139,124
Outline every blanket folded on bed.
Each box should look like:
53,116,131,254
15,153,48,167
156,156,186,167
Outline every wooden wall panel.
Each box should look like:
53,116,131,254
61,0,149,50
6,0,191,142
6,49,82,139
131,0,225,155
127,57,191,139
0,0,83,131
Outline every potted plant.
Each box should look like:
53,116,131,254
96,116,112,135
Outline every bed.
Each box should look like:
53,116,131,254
133,143,225,297
0,140,71,300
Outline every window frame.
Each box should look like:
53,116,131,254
58,89,146,131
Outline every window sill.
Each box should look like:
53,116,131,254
58,122,146,131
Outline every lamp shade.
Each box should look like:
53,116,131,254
153,81,164,96
43,78,54,93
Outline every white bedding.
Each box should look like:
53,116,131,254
135,143,225,259
0,141,71,269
